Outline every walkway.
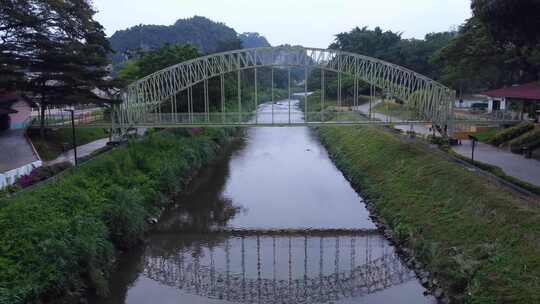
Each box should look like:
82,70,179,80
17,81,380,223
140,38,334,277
355,100,434,136
46,138,109,166
356,101,540,187
453,141,540,187
0,129,39,173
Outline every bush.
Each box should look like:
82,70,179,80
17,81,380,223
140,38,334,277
0,128,236,303
488,122,535,146
508,128,540,153
16,162,73,189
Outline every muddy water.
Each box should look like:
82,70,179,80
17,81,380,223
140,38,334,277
91,101,435,304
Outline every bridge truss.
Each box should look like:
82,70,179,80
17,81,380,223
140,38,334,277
113,46,458,137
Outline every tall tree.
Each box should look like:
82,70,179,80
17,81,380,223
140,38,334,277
472,0,540,81
0,1,36,90
1,0,115,137
431,17,518,92
472,0,540,49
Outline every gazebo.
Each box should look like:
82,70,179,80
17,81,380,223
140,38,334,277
482,82,540,122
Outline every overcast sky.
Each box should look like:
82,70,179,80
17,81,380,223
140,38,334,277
92,0,472,48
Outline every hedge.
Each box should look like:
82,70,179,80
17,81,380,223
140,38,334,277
488,122,535,146
0,128,237,304
508,128,540,153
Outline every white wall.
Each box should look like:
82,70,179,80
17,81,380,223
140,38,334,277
0,160,43,189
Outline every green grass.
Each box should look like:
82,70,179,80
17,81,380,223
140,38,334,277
474,128,499,143
318,125,540,303
0,128,238,304
28,127,109,161
372,100,420,121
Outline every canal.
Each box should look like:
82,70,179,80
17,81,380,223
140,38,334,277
91,100,436,304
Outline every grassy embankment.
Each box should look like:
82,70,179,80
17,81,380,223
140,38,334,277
0,127,238,304
372,100,418,121
299,92,540,302
318,126,540,303
27,127,109,161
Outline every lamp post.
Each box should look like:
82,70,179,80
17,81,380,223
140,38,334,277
468,134,478,164
64,109,78,166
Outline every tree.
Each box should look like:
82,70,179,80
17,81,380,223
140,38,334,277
431,17,515,92
472,0,540,81
0,1,37,90
330,26,402,62
325,26,455,98
239,32,271,48
117,44,201,84
472,0,540,49
1,0,115,138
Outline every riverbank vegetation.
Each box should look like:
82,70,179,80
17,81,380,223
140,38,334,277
318,125,540,303
0,127,237,304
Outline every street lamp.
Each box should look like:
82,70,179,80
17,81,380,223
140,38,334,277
63,109,78,166
468,134,478,164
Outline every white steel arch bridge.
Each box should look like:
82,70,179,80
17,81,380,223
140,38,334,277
111,45,459,137
34,46,520,136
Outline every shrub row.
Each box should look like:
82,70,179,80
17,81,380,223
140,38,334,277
0,128,237,304
488,122,534,146
508,128,540,153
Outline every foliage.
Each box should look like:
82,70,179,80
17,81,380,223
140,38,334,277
474,128,499,143
17,162,73,189
472,0,540,50
109,16,253,64
432,16,540,92
0,128,237,304
27,127,109,161
330,26,455,80
318,125,540,303
239,32,271,48
488,122,535,146
0,185,21,200
372,101,418,121
0,0,117,138
508,128,540,153
471,0,540,82
117,44,201,84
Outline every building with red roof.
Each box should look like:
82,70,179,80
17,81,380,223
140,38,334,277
481,82,540,121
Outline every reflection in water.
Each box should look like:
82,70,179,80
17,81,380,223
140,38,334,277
144,233,416,304
91,100,435,304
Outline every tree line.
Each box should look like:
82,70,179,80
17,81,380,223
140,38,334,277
329,0,540,95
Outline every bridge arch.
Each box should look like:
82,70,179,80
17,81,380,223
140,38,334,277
115,46,456,133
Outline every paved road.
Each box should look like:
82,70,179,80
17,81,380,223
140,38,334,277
453,140,540,187
0,129,39,173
